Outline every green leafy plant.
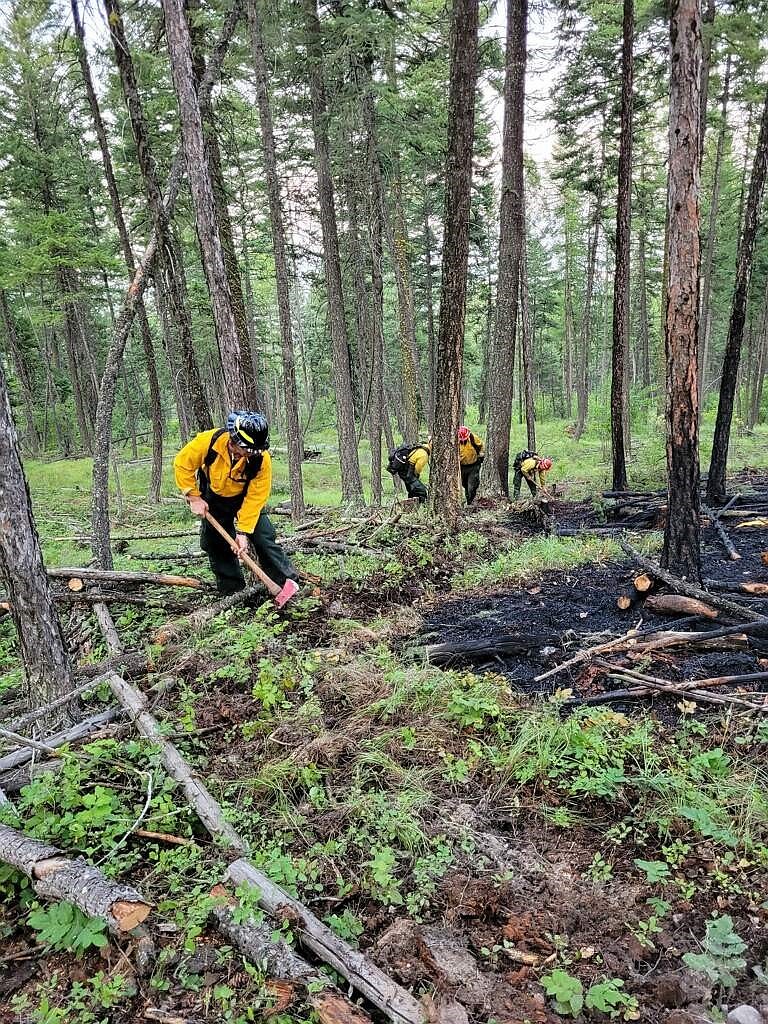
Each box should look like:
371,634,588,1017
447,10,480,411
683,914,747,990
634,859,671,883
27,901,107,954
585,978,640,1020
541,969,584,1016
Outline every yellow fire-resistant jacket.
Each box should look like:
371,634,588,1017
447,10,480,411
459,431,484,466
519,456,546,489
173,429,272,535
408,443,431,476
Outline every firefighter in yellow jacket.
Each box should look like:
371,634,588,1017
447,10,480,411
174,412,296,596
458,425,484,504
513,450,553,501
386,440,431,503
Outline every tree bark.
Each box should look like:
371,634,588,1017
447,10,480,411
698,0,715,164
423,196,437,429
748,276,768,428
519,215,536,450
707,84,768,505
698,54,731,416
429,0,480,525
637,220,652,388
483,0,526,495
0,362,73,716
363,68,385,506
71,0,164,502
247,0,305,519
574,198,601,440
563,207,575,417
301,0,363,503
162,0,249,409
91,3,240,569
610,0,633,491
662,0,702,582
0,289,40,451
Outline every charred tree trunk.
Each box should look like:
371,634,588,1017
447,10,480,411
162,0,248,409
247,0,305,519
483,0,527,495
698,54,731,416
0,362,72,715
302,0,363,503
663,0,702,582
610,0,633,491
429,0,479,525
707,84,768,505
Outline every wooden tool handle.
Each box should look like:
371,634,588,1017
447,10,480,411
203,512,281,597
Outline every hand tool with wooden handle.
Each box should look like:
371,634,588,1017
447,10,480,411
204,512,298,608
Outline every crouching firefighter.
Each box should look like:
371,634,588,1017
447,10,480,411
512,450,553,505
174,412,298,597
386,440,431,503
458,425,484,504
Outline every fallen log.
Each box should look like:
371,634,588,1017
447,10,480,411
48,568,205,589
104,669,426,1024
617,538,767,622
212,887,373,1024
644,594,719,619
596,662,767,712
703,503,741,561
0,823,150,933
154,585,260,644
705,581,768,596
0,708,120,773
564,669,768,707
735,518,768,529
425,634,544,665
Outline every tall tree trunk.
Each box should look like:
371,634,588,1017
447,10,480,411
483,0,527,495
698,53,731,416
362,65,385,505
188,0,260,409
429,0,479,525
610,0,633,491
162,0,249,409
0,362,72,715
748,277,768,428
344,169,372,425
519,220,536,450
102,0,211,432
301,0,363,503
423,196,437,428
0,289,40,451
663,0,702,581
91,4,240,569
698,0,715,164
71,0,163,501
247,0,305,519
574,196,602,440
637,221,652,388
563,212,575,418
707,84,768,505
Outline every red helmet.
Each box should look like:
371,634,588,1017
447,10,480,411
458,425,470,441
538,457,553,471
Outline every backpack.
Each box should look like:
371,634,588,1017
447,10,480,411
513,449,537,473
198,428,263,491
386,443,419,475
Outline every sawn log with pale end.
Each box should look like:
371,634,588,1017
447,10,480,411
48,567,205,589
0,823,151,933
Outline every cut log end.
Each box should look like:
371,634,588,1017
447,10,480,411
633,573,653,593
617,595,633,610
309,991,374,1024
68,578,84,592
761,552,768,567
111,899,152,932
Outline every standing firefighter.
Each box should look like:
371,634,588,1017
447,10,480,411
458,425,484,504
174,412,297,597
512,450,553,502
386,440,431,503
